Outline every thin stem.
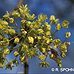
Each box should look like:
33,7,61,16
8,26,20,31
9,34,19,41
52,30,58,38
62,38,67,44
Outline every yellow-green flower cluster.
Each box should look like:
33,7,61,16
3,48,10,55
14,51,19,57
42,48,46,53
64,42,70,47
39,62,50,68
38,14,47,22
8,29,16,35
28,36,34,44
0,62,5,68
0,4,72,69
38,55,45,61
0,38,9,49
37,29,44,35
60,44,67,51
19,56,26,64
21,44,28,52
19,4,30,14
3,11,10,19
50,15,59,24
56,57,62,64
12,11,20,18
14,38,19,44
60,44,67,58
9,18,14,23
53,39,61,48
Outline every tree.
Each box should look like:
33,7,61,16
0,0,72,74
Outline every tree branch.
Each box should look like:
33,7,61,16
9,0,24,16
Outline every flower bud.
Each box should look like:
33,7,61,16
50,15,55,21
55,23,61,30
56,57,62,64
14,38,19,44
28,36,34,44
22,30,27,35
60,44,67,51
50,54,54,59
3,11,10,19
61,52,66,58
12,11,20,18
55,19,59,23
64,42,70,47
3,21,8,26
37,29,44,34
19,56,26,64
14,51,19,57
58,64,62,68
8,29,16,35
38,55,45,61
9,18,14,23
0,63,4,68
21,20,26,24
46,31,51,36
42,48,46,53
4,48,10,54
46,25,51,31
65,32,71,38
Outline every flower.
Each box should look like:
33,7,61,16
14,51,19,57
4,48,10,54
64,42,70,47
50,54,54,59
28,36,34,44
61,52,66,58
56,57,62,64
14,38,19,44
38,55,45,61
53,39,61,48
46,25,51,31
65,32,71,38
58,64,62,68
62,20,69,28
60,44,67,51
46,31,51,36
12,11,20,18
9,18,14,23
50,15,55,21
42,48,46,53
37,29,44,34
8,29,16,35
55,23,61,30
